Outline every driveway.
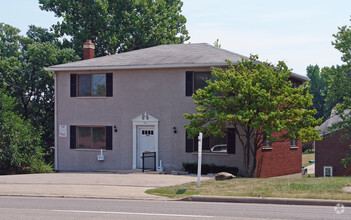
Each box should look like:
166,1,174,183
0,172,212,200
306,164,315,175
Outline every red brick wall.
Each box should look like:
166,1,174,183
255,139,302,178
315,130,351,177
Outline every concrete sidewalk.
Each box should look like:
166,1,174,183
0,172,211,200
306,164,315,175
1,172,349,207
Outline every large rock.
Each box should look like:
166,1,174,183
215,172,235,181
342,187,351,193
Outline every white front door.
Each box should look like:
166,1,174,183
137,127,155,168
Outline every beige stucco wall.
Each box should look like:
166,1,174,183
55,67,247,173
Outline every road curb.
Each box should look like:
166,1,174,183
0,194,172,201
180,196,351,207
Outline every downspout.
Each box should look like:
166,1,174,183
54,71,58,171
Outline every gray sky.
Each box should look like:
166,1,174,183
1,0,350,76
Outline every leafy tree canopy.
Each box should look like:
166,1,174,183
306,64,330,121
324,17,351,134
0,23,22,58
184,56,321,176
0,23,79,163
0,90,52,174
332,22,351,63
319,17,351,169
39,0,190,57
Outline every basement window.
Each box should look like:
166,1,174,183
323,166,333,177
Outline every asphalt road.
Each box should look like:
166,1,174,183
0,196,350,220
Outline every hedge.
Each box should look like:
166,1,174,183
182,162,238,175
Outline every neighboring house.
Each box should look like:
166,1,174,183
47,41,307,177
315,112,351,177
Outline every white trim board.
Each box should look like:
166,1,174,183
323,166,333,177
131,112,159,169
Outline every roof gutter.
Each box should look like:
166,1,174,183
290,72,309,81
45,62,309,82
45,63,231,72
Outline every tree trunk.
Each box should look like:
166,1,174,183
246,143,250,176
250,147,257,177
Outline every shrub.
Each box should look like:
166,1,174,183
302,142,314,153
182,162,238,175
25,159,54,174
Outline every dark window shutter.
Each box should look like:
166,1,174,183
227,128,236,154
186,71,193,96
194,136,198,152
70,125,76,149
106,73,113,97
106,126,113,150
185,132,193,152
202,136,210,151
70,74,77,97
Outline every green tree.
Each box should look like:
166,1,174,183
306,64,330,121
324,64,351,134
184,56,321,177
26,25,72,49
324,17,351,134
332,22,351,63
0,23,79,163
39,0,190,57
322,17,351,169
27,25,57,44
0,23,22,58
0,90,52,174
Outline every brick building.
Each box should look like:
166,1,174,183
315,113,351,177
256,139,302,178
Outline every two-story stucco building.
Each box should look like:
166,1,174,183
47,41,307,177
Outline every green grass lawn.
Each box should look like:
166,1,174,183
302,152,314,167
146,176,351,200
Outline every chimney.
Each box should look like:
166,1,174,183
83,40,95,60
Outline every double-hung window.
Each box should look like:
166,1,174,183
186,71,211,96
70,73,113,97
77,126,106,149
194,72,211,92
70,125,113,150
263,133,271,147
78,74,106,96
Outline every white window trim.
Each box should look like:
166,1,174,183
323,166,333,177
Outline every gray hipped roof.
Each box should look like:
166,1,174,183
46,43,309,81
317,110,346,135
47,43,245,71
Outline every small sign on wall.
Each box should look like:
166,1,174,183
59,125,67,137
